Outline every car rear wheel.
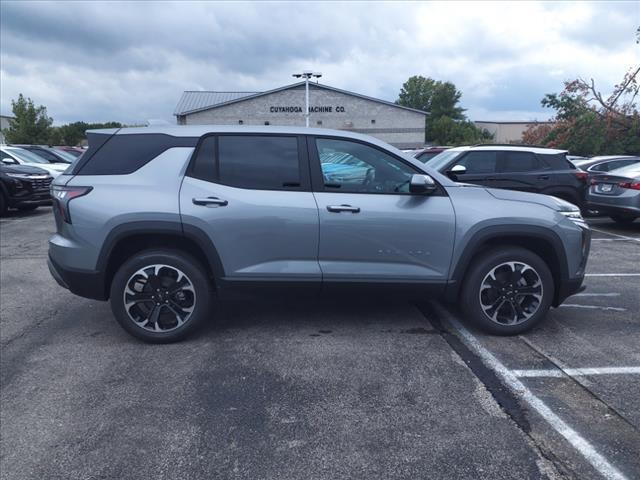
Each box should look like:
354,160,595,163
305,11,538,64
110,249,212,343
610,214,637,224
460,247,554,335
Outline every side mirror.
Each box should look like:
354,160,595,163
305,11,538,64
447,164,466,180
1,158,17,165
409,174,437,195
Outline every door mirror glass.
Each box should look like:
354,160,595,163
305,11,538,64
409,174,437,194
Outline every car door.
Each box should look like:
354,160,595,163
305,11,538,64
448,151,499,187
491,151,547,193
309,136,456,288
179,134,321,287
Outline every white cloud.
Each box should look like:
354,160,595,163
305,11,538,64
1,0,637,123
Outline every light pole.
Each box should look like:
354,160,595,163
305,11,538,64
292,71,322,127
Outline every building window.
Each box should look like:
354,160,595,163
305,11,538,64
238,120,244,125
317,120,323,126
264,121,270,125
371,119,376,124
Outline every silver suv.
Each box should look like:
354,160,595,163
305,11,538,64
48,126,591,343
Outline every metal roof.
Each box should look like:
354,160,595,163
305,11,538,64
173,91,258,115
173,82,428,116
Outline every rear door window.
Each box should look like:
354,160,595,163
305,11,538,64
500,151,542,173
218,135,301,190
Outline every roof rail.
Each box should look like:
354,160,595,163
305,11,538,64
471,143,552,148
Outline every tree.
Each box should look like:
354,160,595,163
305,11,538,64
396,75,490,145
522,65,640,155
2,94,53,144
48,121,123,146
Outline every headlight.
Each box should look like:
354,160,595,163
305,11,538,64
560,210,588,228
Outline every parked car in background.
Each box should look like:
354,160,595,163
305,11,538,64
48,126,590,343
567,155,589,163
0,146,69,177
413,146,450,163
0,163,53,216
54,146,85,158
587,163,640,224
12,144,76,164
571,155,640,175
426,145,589,209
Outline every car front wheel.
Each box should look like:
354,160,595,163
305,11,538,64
110,249,212,343
460,247,554,335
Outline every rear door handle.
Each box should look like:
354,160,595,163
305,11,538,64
327,204,360,213
192,197,228,207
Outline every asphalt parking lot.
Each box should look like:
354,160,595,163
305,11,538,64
1,208,638,480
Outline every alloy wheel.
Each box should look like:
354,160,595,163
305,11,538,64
478,261,543,325
123,264,196,332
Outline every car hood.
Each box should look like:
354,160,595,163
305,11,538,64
485,187,579,211
0,164,50,175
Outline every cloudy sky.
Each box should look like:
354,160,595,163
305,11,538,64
1,1,638,125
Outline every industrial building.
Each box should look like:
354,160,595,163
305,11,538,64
174,82,428,149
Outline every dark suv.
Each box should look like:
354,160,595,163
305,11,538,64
0,163,53,215
426,145,589,209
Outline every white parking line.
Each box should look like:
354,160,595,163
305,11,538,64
513,367,640,378
436,305,629,480
591,238,633,242
560,304,627,312
590,228,640,243
585,273,640,277
574,293,621,297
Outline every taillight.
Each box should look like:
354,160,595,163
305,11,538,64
618,181,640,190
574,171,589,183
51,185,92,223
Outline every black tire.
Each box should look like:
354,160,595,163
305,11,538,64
110,249,212,343
610,214,637,224
460,247,554,335
0,194,7,217
17,205,38,212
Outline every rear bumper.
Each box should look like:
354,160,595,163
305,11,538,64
47,255,107,301
586,202,640,217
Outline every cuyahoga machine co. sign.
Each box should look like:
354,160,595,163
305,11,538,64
269,105,346,113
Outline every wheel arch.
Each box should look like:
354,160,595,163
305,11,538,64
98,221,224,300
448,225,569,306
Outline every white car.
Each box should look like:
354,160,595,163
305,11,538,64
0,146,69,177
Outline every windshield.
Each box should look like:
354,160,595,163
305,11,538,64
425,149,464,171
48,148,76,163
4,148,51,164
610,161,640,178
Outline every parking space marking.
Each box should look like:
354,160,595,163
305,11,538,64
512,367,640,378
437,306,629,480
585,273,640,277
574,293,621,297
590,228,640,243
560,304,627,312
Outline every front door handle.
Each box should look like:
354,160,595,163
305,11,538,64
538,175,550,180
327,204,360,213
192,197,228,207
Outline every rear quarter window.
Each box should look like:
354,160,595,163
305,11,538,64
75,134,198,175
539,153,574,170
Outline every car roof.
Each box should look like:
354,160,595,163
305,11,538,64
445,145,567,154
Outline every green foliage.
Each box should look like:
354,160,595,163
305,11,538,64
2,93,123,146
50,121,123,146
3,94,53,144
397,75,489,145
429,116,493,145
